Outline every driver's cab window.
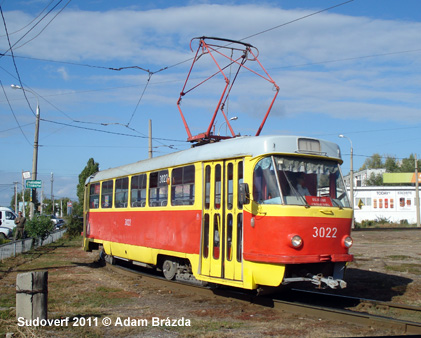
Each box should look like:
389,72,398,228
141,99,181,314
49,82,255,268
253,156,350,208
253,157,281,204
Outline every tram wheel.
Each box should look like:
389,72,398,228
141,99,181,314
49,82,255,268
162,260,178,280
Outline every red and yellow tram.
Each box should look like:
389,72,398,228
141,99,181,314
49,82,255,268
83,135,353,290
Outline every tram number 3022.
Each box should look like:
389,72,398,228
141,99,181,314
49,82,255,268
312,227,337,238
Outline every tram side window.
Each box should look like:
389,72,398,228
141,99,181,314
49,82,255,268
149,170,168,207
205,166,211,209
227,213,233,261
227,163,233,210
237,213,243,262
215,164,222,209
213,214,220,259
171,165,195,206
89,183,100,209
203,214,209,258
237,161,244,209
101,180,114,208
115,177,129,208
131,174,147,207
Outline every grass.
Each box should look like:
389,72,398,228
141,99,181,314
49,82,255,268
1,231,419,337
385,264,421,275
387,255,413,260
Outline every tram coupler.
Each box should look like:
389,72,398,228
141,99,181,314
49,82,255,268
282,275,347,289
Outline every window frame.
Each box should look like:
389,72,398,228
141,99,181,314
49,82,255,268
171,165,195,206
115,177,129,208
89,183,100,209
131,173,148,208
101,180,114,208
149,170,169,207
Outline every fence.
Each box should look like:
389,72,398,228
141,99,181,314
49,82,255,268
0,229,66,260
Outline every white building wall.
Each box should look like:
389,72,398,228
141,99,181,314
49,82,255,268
343,168,386,187
352,186,420,224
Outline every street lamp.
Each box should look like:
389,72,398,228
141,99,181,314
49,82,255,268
338,134,354,214
218,116,238,136
11,84,40,220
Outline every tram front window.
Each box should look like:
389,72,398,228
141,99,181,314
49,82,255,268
253,156,350,208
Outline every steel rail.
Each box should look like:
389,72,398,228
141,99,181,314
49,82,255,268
289,288,421,315
268,298,421,335
105,260,421,335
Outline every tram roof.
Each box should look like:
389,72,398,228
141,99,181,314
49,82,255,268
88,135,342,183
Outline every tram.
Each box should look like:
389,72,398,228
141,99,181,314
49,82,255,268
83,135,353,290
83,37,353,290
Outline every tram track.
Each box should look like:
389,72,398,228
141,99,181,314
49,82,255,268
105,259,421,335
287,288,421,321
353,227,421,232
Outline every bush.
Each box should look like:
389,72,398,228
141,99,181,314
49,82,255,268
375,216,391,224
65,214,83,237
360,220,375,228
25,215,55,240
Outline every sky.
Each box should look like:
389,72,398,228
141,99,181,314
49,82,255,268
1,0,421,207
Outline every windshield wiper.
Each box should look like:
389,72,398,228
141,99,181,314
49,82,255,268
282,172,310,208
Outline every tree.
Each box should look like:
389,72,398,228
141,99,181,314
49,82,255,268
359,153,383,170
400,153,421,173
75,158,99,216
42,197,72,216
10,190,31,214
365,172,383,186
384,155,400,173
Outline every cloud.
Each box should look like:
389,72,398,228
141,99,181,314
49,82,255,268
2,4,421,132
57,67,69,80
5,5,419,63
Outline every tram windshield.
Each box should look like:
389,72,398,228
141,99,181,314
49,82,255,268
253,156,350,208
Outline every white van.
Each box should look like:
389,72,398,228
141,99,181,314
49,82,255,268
0,207,17,239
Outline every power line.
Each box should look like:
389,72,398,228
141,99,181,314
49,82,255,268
14,0,73,51
3,0,393,151
0,1,356,75
0,5,36,116
127,72,152,127
0,0,55,38
0,122,34,133
272,48,421,70
0,79,31,145
0,0,67,58
239,0,354,42
40,118,186,143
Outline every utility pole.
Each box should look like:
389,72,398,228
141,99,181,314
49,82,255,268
416,154,420,228
14,181,18,212
21,170,25,216
51,172,54,215
30,103,40,219
148,119,153,159
12,85,40,219
40,188,44,215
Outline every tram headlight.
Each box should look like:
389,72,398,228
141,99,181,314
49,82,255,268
288,234,303,249
342,236,353,248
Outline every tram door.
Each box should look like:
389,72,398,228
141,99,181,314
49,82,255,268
200,160,243,281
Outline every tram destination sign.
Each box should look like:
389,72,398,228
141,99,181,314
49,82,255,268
26,180,42,189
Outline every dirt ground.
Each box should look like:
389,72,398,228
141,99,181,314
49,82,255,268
341,229,421,306
0,229,420,338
